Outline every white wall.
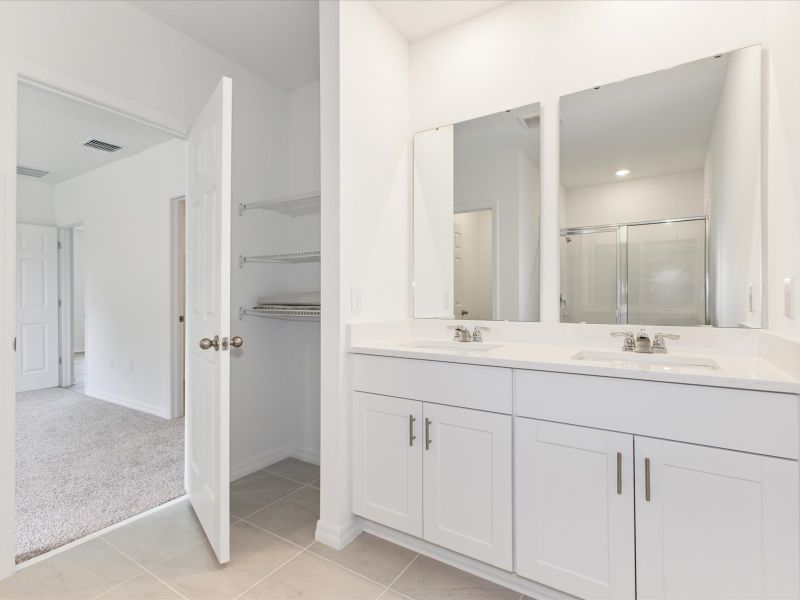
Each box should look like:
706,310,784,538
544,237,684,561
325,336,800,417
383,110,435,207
766,1,800,337
72,227,85,353
563,170,705,228
705,45,762,328
16,177,54,226
409,0,769,323
54,140,185,417
318,0,410,547
413,125,454,318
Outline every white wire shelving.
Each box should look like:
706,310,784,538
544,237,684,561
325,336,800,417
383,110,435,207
239,306,320,322
239,191,321,217
239,250,320,268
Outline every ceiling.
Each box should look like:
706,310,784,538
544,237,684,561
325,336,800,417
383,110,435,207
560,54,729,189
372,0,509,41
130,0,319,91
17,82,175,184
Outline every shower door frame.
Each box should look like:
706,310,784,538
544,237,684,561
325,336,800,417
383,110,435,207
560,215,709,326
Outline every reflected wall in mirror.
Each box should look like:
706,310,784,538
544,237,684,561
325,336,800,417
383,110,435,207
559,45,763,328
414,103,541,321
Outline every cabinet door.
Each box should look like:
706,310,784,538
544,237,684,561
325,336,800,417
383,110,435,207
635,437,800,599
422,403,512,569
516,419,635,599
352,392,423,536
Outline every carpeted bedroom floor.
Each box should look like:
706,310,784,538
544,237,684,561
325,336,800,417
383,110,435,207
15,386,185,563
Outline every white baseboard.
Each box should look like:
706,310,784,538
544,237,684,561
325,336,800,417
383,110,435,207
229,445,320,481
315,517,363,550
84,387,171,419
360,520,577,600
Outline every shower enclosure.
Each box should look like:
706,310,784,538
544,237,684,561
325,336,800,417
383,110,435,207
560,217,707,326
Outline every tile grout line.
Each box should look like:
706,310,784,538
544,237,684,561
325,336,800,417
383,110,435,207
231,547,306,600
231,480,313,521
381,553,419,599
302,545,401,592
100,537,190,600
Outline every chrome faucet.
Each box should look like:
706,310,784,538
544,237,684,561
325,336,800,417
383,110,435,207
472,325,489,342
652,332,680,353
611,331,636,352
635,329,652,353
448,324,472,342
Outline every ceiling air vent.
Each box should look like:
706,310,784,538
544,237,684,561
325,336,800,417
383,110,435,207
83,139,122,153
517,113,540,129
17,165,49,178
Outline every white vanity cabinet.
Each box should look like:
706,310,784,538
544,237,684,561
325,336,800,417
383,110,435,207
352,355,513,570
515,419,636,599
634,437,799,600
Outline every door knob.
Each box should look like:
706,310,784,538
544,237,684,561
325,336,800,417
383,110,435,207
230,336,244,348
199,335,220,351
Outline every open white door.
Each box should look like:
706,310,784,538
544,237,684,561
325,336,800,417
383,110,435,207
185,77,232,563
16,224,59,392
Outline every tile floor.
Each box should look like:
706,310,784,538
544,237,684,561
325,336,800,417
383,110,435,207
0,459,524,600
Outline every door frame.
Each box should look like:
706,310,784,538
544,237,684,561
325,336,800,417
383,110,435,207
170,196,186,419
56,221,86,389
454,202,499,320
0,54,188,579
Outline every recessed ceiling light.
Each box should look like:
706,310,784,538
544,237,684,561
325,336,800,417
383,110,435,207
615,169,630,177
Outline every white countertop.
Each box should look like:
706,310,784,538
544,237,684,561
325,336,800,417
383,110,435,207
349,338,800,394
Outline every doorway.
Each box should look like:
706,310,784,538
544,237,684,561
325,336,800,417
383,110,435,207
454,208,493,321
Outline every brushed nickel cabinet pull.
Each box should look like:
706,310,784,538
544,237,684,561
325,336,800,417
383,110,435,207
616,451,622,495
645,457,651,502
425,418,432,450
409,415,416,447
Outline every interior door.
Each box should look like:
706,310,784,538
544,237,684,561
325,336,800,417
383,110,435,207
453,209,492,320
635,437,800,599
16,224,59,392
186,76,232,564
352,392,423,536
516,419,635,600
422,403,512,569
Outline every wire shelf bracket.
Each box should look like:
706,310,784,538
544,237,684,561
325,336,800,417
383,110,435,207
239,306,320,322
239,191,321,217
239,250,321,268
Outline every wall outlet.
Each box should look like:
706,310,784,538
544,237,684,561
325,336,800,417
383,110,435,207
351,286,363,314
785,277,796,319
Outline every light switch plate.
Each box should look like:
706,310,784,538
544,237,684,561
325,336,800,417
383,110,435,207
785,277,796,319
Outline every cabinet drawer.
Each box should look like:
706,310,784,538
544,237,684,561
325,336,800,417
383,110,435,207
516,370,799,459
352,354,512,414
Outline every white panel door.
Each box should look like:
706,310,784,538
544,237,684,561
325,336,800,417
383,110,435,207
516,419,635,599
635,437,800,599
16,224,58,392
352,392,423,536
186,77,232,564
422,403,512,569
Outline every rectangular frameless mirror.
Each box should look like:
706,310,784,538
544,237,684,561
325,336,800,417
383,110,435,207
413,103,541,321
559,45,763,328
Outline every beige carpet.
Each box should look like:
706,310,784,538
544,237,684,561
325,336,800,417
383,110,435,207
15,387,184,563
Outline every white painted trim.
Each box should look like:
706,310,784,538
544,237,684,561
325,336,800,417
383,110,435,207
360,519,578,600
83,387,171,420
286,445,321,466
56,227,73,388
314,517,363,550
169,196,186,419
16,495,188,571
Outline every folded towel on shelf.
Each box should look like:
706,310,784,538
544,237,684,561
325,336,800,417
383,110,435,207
256,291,320,307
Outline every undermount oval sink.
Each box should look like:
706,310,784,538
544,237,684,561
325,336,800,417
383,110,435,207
572,349,719,372
405,340,503,353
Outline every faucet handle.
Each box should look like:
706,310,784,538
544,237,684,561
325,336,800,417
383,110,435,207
657,333,681,340
652,332,680,353
472,325,490,342
611,331,635,352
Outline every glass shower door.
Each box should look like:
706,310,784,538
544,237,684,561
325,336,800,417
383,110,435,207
560,229,618,324
627,219,706,326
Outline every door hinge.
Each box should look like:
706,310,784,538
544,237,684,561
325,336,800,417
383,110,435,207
179,315,184,323
58,356,62,365
58,299,62,307
57,241,62,250
12,337,16,351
